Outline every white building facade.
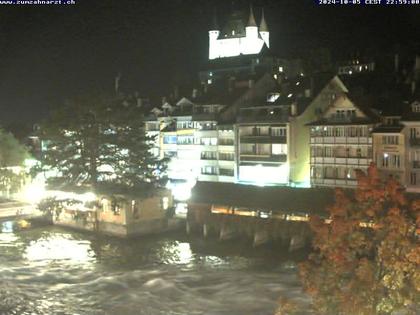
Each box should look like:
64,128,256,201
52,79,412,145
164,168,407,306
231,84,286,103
209,7,269,60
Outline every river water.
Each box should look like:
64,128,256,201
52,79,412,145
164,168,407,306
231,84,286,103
0,223,311,315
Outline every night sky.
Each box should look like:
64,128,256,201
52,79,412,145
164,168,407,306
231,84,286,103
0,0,418,126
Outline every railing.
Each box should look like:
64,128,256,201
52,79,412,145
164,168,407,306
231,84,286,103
219,170,234,177
240,135,287,144
410,138,420,146
201,171,218,176
312,178,358,187
311,137,371,144
241,154,287,163
413,161,420,169
201,156,217,161
218,139,234,146
219,155,235,161
311,157,372,166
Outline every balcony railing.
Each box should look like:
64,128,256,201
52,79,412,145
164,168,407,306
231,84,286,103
201,171,218,176
201,156,217,161
219,169,234,177
218,139,234,146
312,178,358,187
240,154,287,163
311,157,372,166
219,155,235,161
410,138,420,146
240,135,287,144
311,137,371,145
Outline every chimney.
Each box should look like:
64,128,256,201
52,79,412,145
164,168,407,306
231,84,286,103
291,103,298,116
161,96,167,106
412,80,417,95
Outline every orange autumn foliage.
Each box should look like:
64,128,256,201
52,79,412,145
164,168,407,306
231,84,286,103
299,164,419,315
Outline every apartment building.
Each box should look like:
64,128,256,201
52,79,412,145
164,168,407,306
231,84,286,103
372,114,406,184
236,106,289,185
309,89,379,188
402,100,420,193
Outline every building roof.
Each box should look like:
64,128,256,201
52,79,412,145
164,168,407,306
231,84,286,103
247,5,257,27
259,8,268,32
210,9,219,31
372,124,405,133
189,181,335,217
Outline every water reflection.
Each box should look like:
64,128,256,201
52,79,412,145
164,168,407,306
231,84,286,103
24,233,95,264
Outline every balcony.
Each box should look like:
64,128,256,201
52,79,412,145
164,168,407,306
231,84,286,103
201,156,217,161
240,135,287,144
311,137,372,145
240,154,287,163
218,139,234,146
312,178,358,187
219,169,234,177
410,138,420,147
311,156,372,166
219,155,235,161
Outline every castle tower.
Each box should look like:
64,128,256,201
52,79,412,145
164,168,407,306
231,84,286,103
245,5,258,39
259,8,270,48
209,10,220,60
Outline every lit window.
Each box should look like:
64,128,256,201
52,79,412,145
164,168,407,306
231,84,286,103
412,103,420,113
208,79,212,84
279,66,284,73
267,93,280,103
272,144,287,155
162,197,169,210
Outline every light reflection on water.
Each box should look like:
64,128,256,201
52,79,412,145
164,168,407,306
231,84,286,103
24,234,95,264
0,226,310,315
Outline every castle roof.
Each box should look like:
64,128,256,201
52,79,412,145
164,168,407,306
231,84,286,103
247,5,257,27
259,8,268,32
210,9,219,31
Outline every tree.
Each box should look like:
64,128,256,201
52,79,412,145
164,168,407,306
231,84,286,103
0,130,29,196
38,94,167,190
299,164,419,315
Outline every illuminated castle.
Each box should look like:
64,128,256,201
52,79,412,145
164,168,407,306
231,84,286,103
209,6,269,60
